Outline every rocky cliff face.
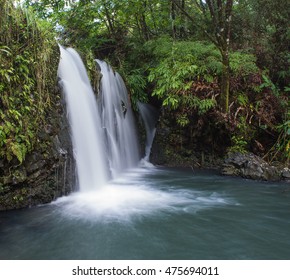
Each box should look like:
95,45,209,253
0,90,76,211
150,109,225,169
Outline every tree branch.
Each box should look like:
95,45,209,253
171,0,219,47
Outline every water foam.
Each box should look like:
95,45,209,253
53,168,234,222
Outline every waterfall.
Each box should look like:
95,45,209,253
137,102,159,163
58,46,108,191
96,59,140,178
58,46,140,192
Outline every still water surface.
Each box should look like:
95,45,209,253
0,167,289,260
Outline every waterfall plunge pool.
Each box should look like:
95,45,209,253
1,166,289,260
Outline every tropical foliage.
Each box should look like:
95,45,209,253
0,0,57,163
1,0,289,163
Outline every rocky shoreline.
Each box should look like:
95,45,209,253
221,152,290,182
151,151,290,183
1,147,289,211
1,101,289,211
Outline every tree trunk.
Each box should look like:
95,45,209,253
221,51,230,113
136,0,150,41
140,7,150,41
103,2,115,36
206,0,233,113
171,0,177,39
172,0,233,112
179,0,186,37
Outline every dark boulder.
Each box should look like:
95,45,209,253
222,153,283,181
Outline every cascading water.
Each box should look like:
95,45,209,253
58,46,140,192
137,102,159,163
54,46,238,229
96,60,140,178
3,51,287,262
58,46,108,191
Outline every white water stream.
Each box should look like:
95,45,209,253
58,47,108,191
58,47,142,192
137,102,159,163
96,59,140,178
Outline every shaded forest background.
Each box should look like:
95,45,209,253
1,0,289,170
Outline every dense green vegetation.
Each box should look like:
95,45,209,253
0,0,58,164
1,0,289,166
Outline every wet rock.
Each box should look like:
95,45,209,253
52,135,68,158
222,153,281,181
282,168,290,180
2,167,27,185
44,124,54,135
221,164,240,176
12,167,28,184
25,153,46,174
